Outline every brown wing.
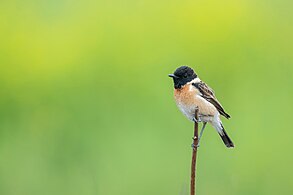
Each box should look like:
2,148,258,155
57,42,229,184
192,81,230,119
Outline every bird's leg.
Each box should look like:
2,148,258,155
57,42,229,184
197,122,207,147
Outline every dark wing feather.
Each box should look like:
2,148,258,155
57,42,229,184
192,81,231,119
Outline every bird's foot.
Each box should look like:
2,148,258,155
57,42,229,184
192,117,202,123
191,136,200,149
191,143,200,149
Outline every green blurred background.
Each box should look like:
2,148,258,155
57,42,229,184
1,0,293,194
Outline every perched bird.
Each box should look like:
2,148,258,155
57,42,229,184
168,66,234,148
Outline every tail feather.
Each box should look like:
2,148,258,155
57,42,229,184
219,124,234,148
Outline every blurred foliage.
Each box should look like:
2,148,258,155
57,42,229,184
0,0,293,194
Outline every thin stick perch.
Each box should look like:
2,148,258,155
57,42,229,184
190,108,199,195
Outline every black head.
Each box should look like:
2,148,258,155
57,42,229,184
168,66,197,89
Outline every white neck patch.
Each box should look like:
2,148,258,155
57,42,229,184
188,77,201,84
187,77,201,92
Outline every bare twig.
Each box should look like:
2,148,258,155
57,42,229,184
190,108,199,195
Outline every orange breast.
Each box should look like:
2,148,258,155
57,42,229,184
174,83,217,119
174,84,197,106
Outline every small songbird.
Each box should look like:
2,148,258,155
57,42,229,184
168,66,234,148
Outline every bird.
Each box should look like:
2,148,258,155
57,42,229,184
168,66,234,148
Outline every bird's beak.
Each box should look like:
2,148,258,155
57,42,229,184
168,74,179,78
